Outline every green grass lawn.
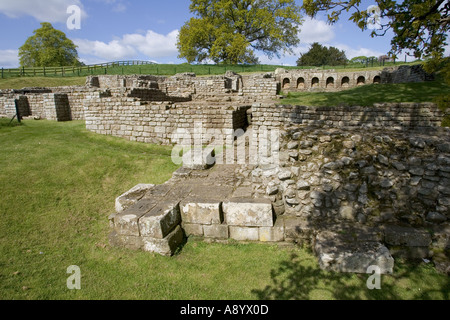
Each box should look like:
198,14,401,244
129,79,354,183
0,119,448,300
281,77,450,107
0,77,86,90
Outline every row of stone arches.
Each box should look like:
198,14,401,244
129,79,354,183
282,76,381,89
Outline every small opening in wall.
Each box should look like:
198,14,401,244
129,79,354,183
373,76,381,84
357,76,366,86
326,77,334,88
311,77,319,88
283,78,291,89
297,77,305,89
341,76,350,87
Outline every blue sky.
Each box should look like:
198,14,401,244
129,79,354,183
0,0,447,67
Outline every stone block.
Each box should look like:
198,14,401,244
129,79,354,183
314,231,394,274
114,199,158,236
259,219,285,242
384,225,432,247
229,226,259,241
109,230,143,251
203,223,229,240
389,246,431,260
139,201,181,239
142,225,185,256
115,184,155,213
182,223,204,237
283,217,315,243
181,199,223,225
223,198,274,227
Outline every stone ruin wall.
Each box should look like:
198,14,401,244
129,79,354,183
0,67,448,272
276,64,434,92
0,87,104,121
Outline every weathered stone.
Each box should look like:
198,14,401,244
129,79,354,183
340,205,355,220
426,212,447,223
287,141,299,150
259,219,285,242
380,179,394,189
409,167,424,176
139,201,181,239
109,231,143,250
229,226,259,241
343,140,355,149
409,137,426,149
314,232,394,274
114,199,158,236
389,246,431,260
223,198,274,227
283,217,314,243
384,225,432,247
142,225,184,256
436,143,450,153
180,199,223,225
182,223,204,237
392,161,406,171
378,154,389,166
266,184,279,196
203,223,229,239
232,186,253,198
115,184,155,213
297,180,310,190
278,170,292,181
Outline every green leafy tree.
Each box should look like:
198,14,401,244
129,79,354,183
177,0,303,64
297,42,347,66
302,0,450,126
19,22,81,67
350,56,368,64
301,0,449,65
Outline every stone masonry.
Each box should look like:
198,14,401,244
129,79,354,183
1,67,448,274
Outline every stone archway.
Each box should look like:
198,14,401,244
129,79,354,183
297,77,305,89
357,76,366,86
311,77,319,88
373,76,381,84
341,76,350,88
283,78,291,89
326,77,335,88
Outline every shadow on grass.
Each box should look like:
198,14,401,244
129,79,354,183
252,253,450,300
0,117,23,129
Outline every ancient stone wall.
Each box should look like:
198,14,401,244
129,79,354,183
276,69,382,92
276,65,433,93
251,102,444,130
84,95,251,145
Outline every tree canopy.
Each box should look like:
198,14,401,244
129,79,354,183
177,0,303,64
297,42,347,66
19,22,81,67
301,0,449,65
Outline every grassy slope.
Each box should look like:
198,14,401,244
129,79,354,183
281,76,449,107
0,77,86,90
0,119,448,300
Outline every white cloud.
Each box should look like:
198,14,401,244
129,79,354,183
299,18,335,44
74,29,179,61
0,49,19,68
332,43,385,60
0,0,86,23
74,39,137,61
